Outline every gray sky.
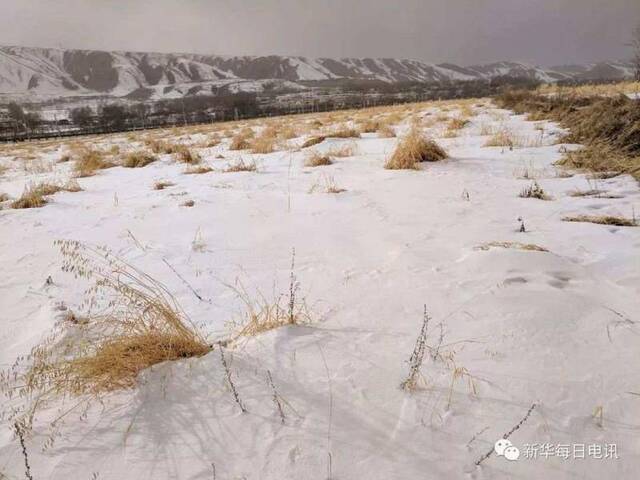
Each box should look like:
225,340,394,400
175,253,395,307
0,0,638,66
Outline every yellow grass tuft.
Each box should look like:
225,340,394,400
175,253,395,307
562,215,637,227
519,181,552,200
11,181,83,209
377,124,396,138
153,180,175,190
184,165,214,175
385,127,447,170
250,129,278,154
225,158,257,173
327,127,360,139
1,241,211,434
476,241,549,252
74,149,114,177
305,151,333,167
484,129,514,148
122,151,157,168
301,135,326,148
175,146,202,165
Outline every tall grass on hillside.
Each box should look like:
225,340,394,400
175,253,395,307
497,89,640,179
0,241,211,438
385,127,447,170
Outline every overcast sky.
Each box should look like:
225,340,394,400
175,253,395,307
0,0,638,66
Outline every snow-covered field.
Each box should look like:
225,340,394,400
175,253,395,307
0,100,638,479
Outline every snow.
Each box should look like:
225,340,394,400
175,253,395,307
0,102,639,479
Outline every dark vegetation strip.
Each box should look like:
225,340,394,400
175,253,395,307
496,89,640,180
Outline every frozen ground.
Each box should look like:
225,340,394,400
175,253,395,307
0,101,639,479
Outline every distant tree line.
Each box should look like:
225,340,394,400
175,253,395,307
0,76,563,143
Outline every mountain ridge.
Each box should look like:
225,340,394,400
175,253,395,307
0,45,633,101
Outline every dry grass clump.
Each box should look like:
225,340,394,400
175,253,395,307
568,188,605,197
0,192,9,203
227,126,257,151
562,214,637,227
2,242,211,436
301,135,326,148
448,118,470,130
557,143,636,178
199,135,221,148
377,124,396,138
308,174,346,194
174,146,202,165
74,149,114,177
250,129,278,154
519,181,552,200
11,181,82,209
305,151,333,167
225,158,257,173
153,180,175,190
181,199,196,207
228,252,310,339
327,142,357,157
385,127,447,170
484,129,514,148
184,165,214,175
536,81,640,98
497,89,640,179
327,127,360,139
146,139,185,155
358,119,380,133
122,150,157,168
279,124,298,140
476,241,549,252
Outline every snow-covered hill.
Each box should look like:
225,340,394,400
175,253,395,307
0,45,634,100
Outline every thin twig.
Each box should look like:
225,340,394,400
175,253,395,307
219,347,247,413
14,422,33,480
401,305,430,390
475,403,537,466
266,370,285,424
317,344,333,479
162,257,206,302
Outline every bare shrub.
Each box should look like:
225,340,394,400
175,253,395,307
385,127,447,170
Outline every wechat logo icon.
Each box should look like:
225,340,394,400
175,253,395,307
495,439,520,461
